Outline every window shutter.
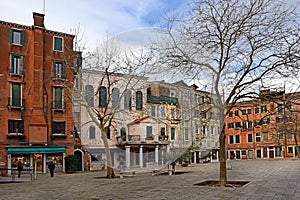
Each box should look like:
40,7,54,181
21,30,25,45
10,54,14,73
8,120,12,133
62,121,65,133
20,56,23,74
20,120,24,133
12,83,21,106
9,29,13,43
62,62,65,79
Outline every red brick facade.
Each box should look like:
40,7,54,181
0,13,77,174
225,90,300,160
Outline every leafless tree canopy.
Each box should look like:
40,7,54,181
149,0,300,186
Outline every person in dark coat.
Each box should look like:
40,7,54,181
17,160,23,178
48,161,55,177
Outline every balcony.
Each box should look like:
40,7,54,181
51,133,67,139
147,95,178,104
8,98,25,110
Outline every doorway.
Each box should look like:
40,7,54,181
34,154,43,172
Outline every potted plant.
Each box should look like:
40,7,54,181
64,155,77,173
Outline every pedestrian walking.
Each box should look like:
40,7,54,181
17,160,23,178
48,161,55,177
119,157,125,172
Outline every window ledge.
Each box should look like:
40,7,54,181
52,108,66,112
9,73,23,77
7,133,25,139
8,105,24,111
51,134,66,139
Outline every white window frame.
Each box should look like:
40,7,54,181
53,36,63,51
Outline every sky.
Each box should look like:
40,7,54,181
0,0,193,51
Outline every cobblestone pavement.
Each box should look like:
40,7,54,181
1,159,300,200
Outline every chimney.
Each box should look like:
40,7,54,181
33,12,45,27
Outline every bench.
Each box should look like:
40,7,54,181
119,170,136,178
152,168,174,176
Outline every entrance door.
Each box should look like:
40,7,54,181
269,148,275,158
74,151,82,171
248,150,254,159
34,154,43,172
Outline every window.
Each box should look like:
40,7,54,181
8,119,24,134
228,111,233,117
146,126,153,139
194,109,199,117
136,91,143,110
277,104,283,114
85,85,94,107
255,107,260,114
171,128,175,140
53,36,63,51
53,61,65,79
99,86,107,107
210,126,214,135
242,120,253,130
124,89,132,110
242,109,246,115
263,132,268,141
151,105,156,117
235,122,241,128
279,132,284,140
10,54,23,75
228,122,234,129
201,96,205,103
247,109,252,114
261,105,267,113
248,134,253,142
160,127,166,136
201,111,207,119
286,102,292,110
53,87,63,109
255,133,261,142
112,88,119,108
52,121,65,134
229,135,234,144
73,96,80,113
160,106,166,118
202,126,206,135
11,83,22,106
211,140,215,147
287,132,292,139
195,126,199,134
235,135,240,143
10,28,24,45
106,127,111,139
120,127,126,141
184,128,189,141
89,126,95,139
234,110,239,116
288,147,293,154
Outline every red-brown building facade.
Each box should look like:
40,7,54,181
225,89,300,160
0,13,78,175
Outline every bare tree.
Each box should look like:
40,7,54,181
149,0,300,186
79,36,154,178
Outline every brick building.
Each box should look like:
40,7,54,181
225,89,300,160
0,13,78,175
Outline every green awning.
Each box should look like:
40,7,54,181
7,147,66,154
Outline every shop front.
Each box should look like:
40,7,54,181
7,147,66,175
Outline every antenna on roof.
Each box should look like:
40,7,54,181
43,0,45,14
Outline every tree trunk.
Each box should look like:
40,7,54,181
219,124,227,186
101,127,115,179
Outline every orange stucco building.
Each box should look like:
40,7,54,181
0,13,78,175
225,89,300,160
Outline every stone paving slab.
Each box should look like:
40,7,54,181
0,159,299,200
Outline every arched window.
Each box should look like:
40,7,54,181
99,86,107,107
136,91,143,110
121,127,126,141
124,89,132,110
89,126,95,139
112,88,120,108
85,85,94,107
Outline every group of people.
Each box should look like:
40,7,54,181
16,159,55,178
